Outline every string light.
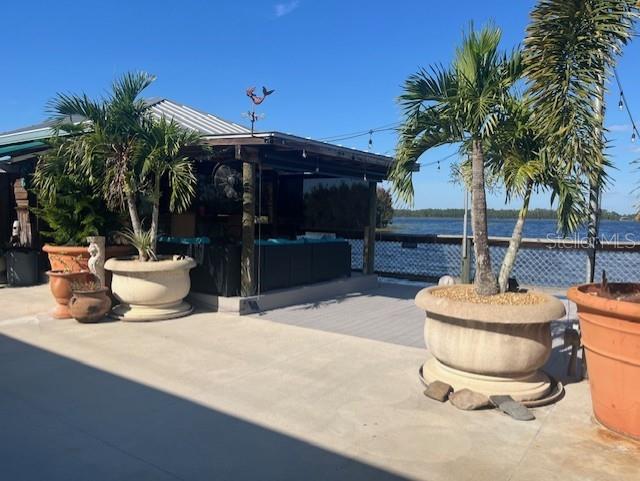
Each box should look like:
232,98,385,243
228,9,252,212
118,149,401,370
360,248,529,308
614,68,640,144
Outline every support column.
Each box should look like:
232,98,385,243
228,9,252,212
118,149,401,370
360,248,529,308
363,181,377,275
241,150,258,297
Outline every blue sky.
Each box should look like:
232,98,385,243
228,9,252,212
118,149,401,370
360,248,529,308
2,0,639,213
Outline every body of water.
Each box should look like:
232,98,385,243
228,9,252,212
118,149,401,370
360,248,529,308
388,217,640,242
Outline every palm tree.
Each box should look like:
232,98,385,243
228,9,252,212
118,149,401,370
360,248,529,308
140,116,200,254
48,72,199,261
390,25,520,295
524,0,639,282
483,98,584,292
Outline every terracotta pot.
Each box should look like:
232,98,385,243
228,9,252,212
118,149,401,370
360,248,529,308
567,284,640,440
415,286,565,402
105,256,196,321
69,287,112,323
43,244,133,284
46,270,94,319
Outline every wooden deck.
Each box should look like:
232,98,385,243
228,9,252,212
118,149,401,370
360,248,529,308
255,279,580,379
255,281,427,348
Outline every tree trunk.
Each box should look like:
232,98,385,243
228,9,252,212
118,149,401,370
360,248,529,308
125,191,146,261
586,73,605,283
498,181,532,293
149,174,161,259
471,139,498,295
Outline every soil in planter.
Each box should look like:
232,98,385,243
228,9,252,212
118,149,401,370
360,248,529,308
585,272,640,304
432,285,545,305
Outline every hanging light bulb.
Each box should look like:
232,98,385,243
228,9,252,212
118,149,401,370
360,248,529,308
315,158,320,173
437,161,441,171
619,94,624,111
363,172,368,182
302,148,307,159
368,130,373,151
632,131,637,143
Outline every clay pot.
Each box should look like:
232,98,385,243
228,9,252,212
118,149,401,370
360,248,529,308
43,244,133,285
567,283,640,440
105,256,196,321
415,285,565,402
46,270,94,319
69,287,112,323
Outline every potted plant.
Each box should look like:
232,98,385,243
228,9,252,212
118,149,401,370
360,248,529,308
526,0,639,436
46,269,94,319
69,275,112,323
567,282,640,439
390,25,567,402
48,72,198,321
32,141,130,273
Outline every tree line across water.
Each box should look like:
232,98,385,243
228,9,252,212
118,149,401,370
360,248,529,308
394,208,633,221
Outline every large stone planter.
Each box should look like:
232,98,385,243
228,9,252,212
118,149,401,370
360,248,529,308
416,286,566,402
567,283,640,440
105,256,196,321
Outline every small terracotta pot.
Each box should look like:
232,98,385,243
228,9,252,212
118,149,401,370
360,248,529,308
69,287,112,323
567,283,640,440
46,270,93,319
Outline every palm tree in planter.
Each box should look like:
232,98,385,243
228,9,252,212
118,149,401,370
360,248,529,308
481,97,585,293
49,72,201,321
391,25,566,402
525,0,640,438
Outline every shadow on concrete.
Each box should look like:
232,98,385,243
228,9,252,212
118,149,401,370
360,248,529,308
0,334,408,481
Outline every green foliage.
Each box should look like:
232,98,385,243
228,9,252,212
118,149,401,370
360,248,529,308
524,0,638,173
31,141,122,246
391,24,521,204
46,71,199,260
376,187,394,228
394,208,626,221
118,228,157,262
304,182,369,230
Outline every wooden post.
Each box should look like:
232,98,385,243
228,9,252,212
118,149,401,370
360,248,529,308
363,181,377,275
241,150,258,297
13,178,32,247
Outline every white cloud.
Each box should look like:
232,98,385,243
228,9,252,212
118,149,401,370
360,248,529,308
607,123,632,132
274,1,299,17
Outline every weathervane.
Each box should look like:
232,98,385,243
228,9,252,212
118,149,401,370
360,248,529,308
243,86,275,135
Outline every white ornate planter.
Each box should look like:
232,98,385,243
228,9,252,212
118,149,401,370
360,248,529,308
416,286,566,402
105,256,196,321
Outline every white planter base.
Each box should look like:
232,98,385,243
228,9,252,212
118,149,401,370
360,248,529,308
422,357,551,402
111,300,193,322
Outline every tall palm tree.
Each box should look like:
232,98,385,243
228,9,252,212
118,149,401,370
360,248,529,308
390,25,520,295
140,116,200,254
483,97,584,292
524,0,639,282
48,72,199,261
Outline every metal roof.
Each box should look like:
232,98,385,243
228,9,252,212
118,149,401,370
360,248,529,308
0,99,249,146
145,98,250,136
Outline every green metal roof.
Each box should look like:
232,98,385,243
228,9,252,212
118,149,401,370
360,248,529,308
0,141,47,159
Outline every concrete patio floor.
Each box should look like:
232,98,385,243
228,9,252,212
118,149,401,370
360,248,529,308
1,282,638,480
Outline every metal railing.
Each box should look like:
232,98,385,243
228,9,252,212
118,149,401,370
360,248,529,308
336,231,640,288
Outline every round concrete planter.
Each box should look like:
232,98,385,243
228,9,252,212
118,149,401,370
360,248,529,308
104,256,196,321
416,285,566,402
567,283,640,440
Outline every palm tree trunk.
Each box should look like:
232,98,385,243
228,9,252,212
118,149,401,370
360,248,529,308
125,191,146,261
498,181,532,293
471,139,498,296
150,174,161,258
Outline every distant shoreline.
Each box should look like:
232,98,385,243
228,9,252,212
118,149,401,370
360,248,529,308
393,208,635,221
